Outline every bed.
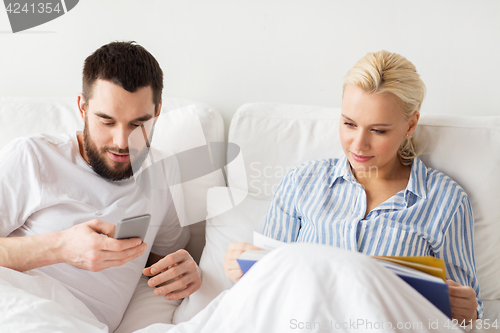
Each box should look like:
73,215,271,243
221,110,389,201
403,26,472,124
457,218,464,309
0,98,498,332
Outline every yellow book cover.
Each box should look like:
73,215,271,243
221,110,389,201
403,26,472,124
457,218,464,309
371,256,447,281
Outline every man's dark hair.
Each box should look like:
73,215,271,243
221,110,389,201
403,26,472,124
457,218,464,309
82,41,163,112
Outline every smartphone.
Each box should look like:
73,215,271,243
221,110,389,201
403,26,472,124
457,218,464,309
114,214,151,242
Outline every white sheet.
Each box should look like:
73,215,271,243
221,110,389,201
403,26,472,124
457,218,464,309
0,266,108,333
138,244,487,333
114,275,181,333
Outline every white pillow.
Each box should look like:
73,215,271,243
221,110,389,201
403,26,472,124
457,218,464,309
227,103,343,200
157,99,225,263
172,187,270,323
0,96,82,150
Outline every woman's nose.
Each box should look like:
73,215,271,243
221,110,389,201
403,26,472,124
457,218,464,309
352,131,370,152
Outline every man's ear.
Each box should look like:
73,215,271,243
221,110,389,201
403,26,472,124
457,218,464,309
77,93,87,121
155,100,162,118
407,112,420,136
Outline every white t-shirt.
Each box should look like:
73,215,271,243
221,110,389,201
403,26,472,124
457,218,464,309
0,132,190,332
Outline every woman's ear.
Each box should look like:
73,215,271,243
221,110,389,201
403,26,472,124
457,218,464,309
407,112,420,136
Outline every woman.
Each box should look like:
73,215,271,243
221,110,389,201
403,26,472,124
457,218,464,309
224,50,482,322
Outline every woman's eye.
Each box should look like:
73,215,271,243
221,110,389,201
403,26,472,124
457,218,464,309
344,122,355,127
372,129,387,134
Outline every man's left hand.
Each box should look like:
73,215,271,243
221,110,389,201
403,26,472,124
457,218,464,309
143,249,201,300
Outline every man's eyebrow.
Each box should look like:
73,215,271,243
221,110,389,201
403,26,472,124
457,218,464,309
94,112,113,120
131,114,154,122
93,112,154,123
341,114,393,127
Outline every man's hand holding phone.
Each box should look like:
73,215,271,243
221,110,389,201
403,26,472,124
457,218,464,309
59,219,148,272
143,249,202,300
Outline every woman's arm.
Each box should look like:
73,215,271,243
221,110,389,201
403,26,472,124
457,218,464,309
433,195,482,321
262,169,301,242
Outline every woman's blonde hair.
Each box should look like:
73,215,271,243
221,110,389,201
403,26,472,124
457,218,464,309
343,50,426,166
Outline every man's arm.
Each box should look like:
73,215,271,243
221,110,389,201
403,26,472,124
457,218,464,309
0,219,147,272
0,232,62,271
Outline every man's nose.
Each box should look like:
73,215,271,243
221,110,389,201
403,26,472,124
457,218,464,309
113,126,130,150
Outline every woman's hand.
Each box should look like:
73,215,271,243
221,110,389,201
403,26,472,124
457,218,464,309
223,242,263,283
446,280,478,322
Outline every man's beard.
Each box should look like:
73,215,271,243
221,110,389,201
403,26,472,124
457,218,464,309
83,122,135,181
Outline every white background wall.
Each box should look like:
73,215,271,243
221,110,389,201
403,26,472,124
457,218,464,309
1,0,499,135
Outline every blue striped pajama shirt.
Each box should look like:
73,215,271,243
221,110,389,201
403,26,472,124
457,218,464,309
262,156,483,318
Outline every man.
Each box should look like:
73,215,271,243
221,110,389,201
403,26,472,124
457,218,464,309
0,41,201,332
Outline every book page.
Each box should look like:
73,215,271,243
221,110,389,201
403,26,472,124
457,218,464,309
239,250,271,261
376,261,444,283
253,231,287,250
372,256,446,281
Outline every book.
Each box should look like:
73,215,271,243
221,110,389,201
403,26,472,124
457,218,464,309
236,250,270,275
373,257,452,318
236,231,285,274
236,233,452,318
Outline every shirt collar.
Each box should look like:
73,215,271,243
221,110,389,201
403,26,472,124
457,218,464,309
405,156,428,200
329,155,428,201
329,155,355,187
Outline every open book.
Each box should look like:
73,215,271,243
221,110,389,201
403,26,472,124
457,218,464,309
236,232,452,318
372,256,452,318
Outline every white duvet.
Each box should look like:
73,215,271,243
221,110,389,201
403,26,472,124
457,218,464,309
0,266,107,333
1,244,495,333
140,244,475,333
